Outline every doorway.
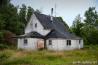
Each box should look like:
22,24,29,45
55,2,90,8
37,39,44,50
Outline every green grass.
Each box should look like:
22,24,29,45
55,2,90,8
0,45,98,65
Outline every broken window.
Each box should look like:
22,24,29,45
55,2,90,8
67,40,71,46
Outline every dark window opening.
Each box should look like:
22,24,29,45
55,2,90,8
67,40,71,46
35,23,37,28
24,39,28,45
49,40,52,45
79,40,81,44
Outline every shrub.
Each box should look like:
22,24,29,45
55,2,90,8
0,44,9,49
0,52,9,61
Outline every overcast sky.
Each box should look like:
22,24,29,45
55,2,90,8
11,0,97,26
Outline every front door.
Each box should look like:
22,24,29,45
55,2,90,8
37,39,44,50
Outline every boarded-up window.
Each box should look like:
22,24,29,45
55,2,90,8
67,40,71,46
49,40,52,45
24,39,28,45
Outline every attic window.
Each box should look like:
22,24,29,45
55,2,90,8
35,23,37,28
49,40,52,45
67,40,71,46
24,39,28,45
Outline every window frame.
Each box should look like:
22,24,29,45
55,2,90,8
67,40,71,46
24,39,28,46
79,40,81,44
49,40,52,45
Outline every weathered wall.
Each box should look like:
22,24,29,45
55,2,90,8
46,38,83,51
25,14,50,35
18,38,43,50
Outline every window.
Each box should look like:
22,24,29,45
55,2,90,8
79,40,81,44
24,39,28,45
49,40,52,45
35,23,37,28
67,40,71,46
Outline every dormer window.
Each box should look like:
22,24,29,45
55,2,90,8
35,23,37,28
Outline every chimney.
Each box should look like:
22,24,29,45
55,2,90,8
51,8,53,21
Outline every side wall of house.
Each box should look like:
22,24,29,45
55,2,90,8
46,39,83,51
25,14,50,35
18,38,41,50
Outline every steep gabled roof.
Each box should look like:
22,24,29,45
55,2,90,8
34,12,81,39
34,12,53,29
34,12,68,31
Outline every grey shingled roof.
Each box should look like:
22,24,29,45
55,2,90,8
34,12,68,31
16,12,81,39
45,30,81,39
34,12,81,39
15,31,44,38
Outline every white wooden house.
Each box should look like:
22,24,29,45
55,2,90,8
17,10,83,51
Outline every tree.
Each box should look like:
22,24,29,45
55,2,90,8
19,4,27,25
70,14,83,36
18,4,27,34
84,7,98,25
27,6,34,21
80,24,96,45
0,0,10,8
0,15,5,30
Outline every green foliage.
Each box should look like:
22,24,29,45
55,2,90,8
84,7,98,25
80,25,95,44
0,50,14,64
71,7,98,45
18,4,34,34
27,6,34,21
0,15,5,30
19,4,27,25
70,14,83,36
0,30,16,45
0,0,10,8
0,52,9,62
0,31,4,43
0,0,34,48
0,47,98,65
87,29,98,45
0,44,9,49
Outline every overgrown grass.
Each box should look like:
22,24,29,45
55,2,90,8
0,45,98,65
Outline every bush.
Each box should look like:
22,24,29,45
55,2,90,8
0,44,9,49
0,52,9,61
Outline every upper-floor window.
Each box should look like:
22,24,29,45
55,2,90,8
24,39,28,45
35,23,37,28
67,40,71,46
49,40,52,45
